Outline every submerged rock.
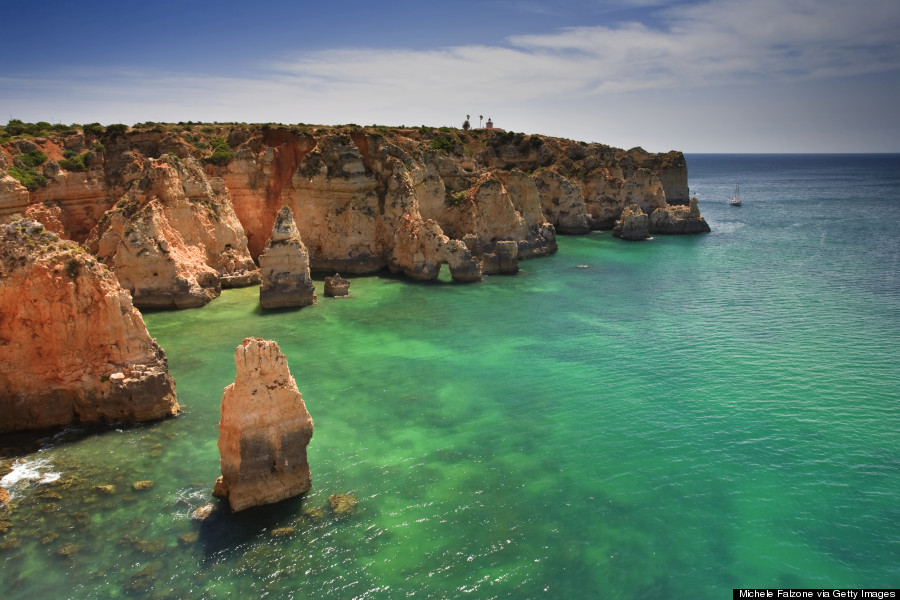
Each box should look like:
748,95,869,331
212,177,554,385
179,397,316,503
178,531,199,545
259,207,317,309
270,526,295,537
302,506,326,521
328,493,358,517
324,273,350,297
215,338,314,512
57,543,81,558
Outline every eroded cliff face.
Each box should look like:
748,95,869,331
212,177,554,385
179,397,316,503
215,338,314,512
0,123,706,301
0,218,178,433
88,156,258,308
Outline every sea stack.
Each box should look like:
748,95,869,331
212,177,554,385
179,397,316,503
0,217,178,433
258,206,317,309
214,338,314,512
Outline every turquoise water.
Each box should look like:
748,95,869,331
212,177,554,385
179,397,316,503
2,154,898,598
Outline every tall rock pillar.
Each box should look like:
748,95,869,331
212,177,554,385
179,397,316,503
258,206,317,308
214,338,314,512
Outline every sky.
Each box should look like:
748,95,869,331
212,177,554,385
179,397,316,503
2,0,899,153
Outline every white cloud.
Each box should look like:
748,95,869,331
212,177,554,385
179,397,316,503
2,0,898,151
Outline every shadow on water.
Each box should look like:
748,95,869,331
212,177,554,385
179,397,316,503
196,494,309,562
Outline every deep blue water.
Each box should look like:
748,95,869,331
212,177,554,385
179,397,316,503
1,154,898,598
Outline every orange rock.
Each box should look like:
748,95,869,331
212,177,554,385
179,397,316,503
216,338,313,512
89,157,258,309
0,218,178,433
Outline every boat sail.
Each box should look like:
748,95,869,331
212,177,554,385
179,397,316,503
730,184,742,206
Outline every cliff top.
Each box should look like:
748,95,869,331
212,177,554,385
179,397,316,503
0,119,684,195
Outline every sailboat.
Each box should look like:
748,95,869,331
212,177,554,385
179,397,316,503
729,184,742,206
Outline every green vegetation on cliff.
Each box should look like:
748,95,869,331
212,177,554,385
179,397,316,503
7,148,49,191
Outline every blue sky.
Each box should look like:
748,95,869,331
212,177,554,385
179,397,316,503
2,0,899,152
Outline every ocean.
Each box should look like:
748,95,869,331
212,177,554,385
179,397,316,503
1,154,898,599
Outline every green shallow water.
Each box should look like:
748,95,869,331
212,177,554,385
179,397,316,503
1,155,898,598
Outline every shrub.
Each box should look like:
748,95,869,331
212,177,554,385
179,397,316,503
6,167,47,192
430,135,456,153
83,123,105,136
51,123,77,134
3,120,63,137
17,149,48,168
105,124,128,138
59,151,93,172
7,165,48,190
7,149,50,190
5,119,27,136
529,135,544,149
202,137,233,166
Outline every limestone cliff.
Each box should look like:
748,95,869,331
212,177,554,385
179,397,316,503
215,338,314,512
88,156,258,309
0,122,707,302
0,218,178,433
259,206,316,308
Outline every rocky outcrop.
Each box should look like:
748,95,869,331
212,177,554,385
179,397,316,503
89,156,258,309
649,197,711,234
480,240,520,274
582,167,667,229
324,273,350,297
0,218,178,433
258,206,316,308
612,204,650,241
214,338,314,512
